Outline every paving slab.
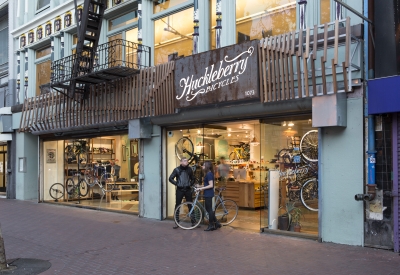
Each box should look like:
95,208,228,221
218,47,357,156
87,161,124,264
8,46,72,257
0,199,399,275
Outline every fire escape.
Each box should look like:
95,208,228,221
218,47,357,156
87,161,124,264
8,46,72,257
51,0,150,100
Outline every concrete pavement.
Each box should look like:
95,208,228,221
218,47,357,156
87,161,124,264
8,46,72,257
0,198,399,275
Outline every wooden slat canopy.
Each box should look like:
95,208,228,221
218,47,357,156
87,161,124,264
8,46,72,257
20,18,357,134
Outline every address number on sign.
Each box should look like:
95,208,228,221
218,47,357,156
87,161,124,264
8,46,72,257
244,90,255,96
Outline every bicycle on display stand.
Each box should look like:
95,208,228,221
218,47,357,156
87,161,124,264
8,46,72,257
229,142,250,161
277,130,319,211
174,186,239,230
49,172,89,201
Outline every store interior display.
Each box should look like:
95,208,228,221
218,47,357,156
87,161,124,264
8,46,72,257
44,135,140,213
167,119,319,235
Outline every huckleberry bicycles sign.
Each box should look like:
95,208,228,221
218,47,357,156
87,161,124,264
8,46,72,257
174,40,259,108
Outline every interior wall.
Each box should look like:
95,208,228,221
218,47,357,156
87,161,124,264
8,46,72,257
320,95,364,245
43,140,64,201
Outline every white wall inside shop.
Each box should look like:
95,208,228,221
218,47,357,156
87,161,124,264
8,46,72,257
166,130,183,218
142,125,162,219
15,132,38,200
43,140,64,201
320,95,364,246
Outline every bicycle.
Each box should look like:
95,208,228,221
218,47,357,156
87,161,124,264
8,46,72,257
175,137,195,161
48,174,88,201
229,142,250,161
174,186,238,230
299,163,318,212
300,130,318,162
82,163,116,194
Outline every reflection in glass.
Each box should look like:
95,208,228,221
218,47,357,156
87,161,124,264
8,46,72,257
236,0,296,43
154,8,193,65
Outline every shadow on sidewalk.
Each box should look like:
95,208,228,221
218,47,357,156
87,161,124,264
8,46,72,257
0,258,51,275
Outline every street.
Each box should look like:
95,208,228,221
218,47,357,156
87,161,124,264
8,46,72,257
0,199,399,275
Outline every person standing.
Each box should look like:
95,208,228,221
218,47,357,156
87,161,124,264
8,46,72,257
217,156,230,186
169,157,195,229
197,161,221,231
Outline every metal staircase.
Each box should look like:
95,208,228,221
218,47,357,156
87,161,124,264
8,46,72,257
70,0,107,98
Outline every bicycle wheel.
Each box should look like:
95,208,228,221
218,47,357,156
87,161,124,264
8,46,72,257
229,152,237,161
175,137,194,161
300,178,318,212
65,178,78,198
78,178,89,197
100,172,115,192
215,199,238,225
300,130,318,162
84,167,96,187
49,183,64,200
174,202,202,229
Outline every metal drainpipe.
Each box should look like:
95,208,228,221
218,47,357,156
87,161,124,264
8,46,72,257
365,0,377,199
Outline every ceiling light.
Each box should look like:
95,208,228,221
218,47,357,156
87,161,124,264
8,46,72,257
180,130,182,132
288,121,294,127
250,137,260,146
228,133,231,137
197,129,201,134
282,121,287,127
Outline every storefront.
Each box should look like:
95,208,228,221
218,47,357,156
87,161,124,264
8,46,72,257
165,119,319,235
42,133,141,214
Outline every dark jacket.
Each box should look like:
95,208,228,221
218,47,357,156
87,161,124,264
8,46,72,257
169,165,195,188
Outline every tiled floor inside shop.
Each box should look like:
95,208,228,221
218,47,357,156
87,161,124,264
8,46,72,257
55,198,139,213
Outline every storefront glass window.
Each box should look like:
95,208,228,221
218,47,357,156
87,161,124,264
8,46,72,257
153,0,187,13
166,119,318,235
44,135,140,213
236,0,296,43
154,8,193,65
320,0,331,24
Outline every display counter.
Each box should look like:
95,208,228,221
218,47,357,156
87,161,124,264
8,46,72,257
223,181,265,209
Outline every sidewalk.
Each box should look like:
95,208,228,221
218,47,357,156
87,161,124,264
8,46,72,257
0,199,399,275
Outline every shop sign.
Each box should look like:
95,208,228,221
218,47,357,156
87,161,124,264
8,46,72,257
174,40,259,108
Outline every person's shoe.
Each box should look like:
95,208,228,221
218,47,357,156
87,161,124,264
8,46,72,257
215,221,222,229
204,224,215,231
173,225,179,229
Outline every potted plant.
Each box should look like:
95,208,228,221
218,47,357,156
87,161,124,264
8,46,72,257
278,202,296,231
291,207,303,232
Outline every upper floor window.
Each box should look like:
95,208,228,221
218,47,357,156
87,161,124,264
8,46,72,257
236,0,296,43
37,0,51,12
36,46,52,96
0,26,8,65
154,8,193,65
320,0,331,24
109,10,138,31
153,0,187,13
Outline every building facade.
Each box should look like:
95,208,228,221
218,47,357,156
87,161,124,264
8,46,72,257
3,0,390,249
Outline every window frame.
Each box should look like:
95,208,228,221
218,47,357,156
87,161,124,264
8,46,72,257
36,0,51,14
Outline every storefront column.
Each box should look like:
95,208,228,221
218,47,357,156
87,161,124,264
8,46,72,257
220,0,235,47
319,93,364,245
141,125,162,219
14,131,38,200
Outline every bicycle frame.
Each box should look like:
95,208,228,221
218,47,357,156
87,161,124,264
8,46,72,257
190,189,226,220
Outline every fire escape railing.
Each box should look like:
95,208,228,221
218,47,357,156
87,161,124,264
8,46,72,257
51,39,151,89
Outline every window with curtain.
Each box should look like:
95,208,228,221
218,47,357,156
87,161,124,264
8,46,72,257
236,0,296,43
154,8,193,65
